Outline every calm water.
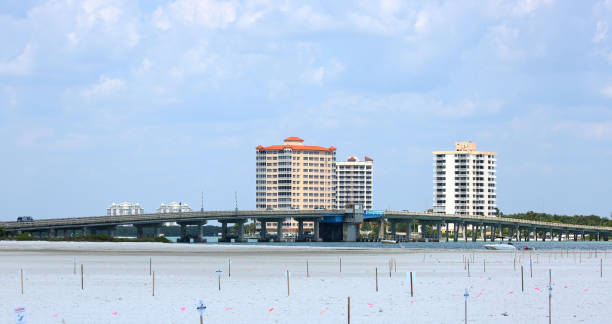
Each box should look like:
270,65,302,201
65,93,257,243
165,236,612,250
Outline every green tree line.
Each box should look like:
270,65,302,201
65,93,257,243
500,210,612,227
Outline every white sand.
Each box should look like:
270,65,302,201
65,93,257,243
0,241,610,323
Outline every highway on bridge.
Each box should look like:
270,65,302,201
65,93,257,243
1,209,611,243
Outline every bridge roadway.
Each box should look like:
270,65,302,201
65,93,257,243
1,209,611,242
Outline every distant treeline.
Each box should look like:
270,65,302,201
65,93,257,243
501,211,612,227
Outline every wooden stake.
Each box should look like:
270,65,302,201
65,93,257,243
218,274,221,291
467,262,470,277
149,258,152,276
307,260,310,278
200,315,203,324
483,259,486,273
549,269,551,285
287,270,290,297
601,258,603,278
81,264,84,290
347,296,351,324
530,258,533,278
229,259,231,278
340,258,342,273
375,268,378,292
521,266,524,292
514,256,516,271
20,269,23,295
410,271,413,297
152,271,155,296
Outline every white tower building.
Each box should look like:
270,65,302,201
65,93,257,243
335,156,373,210
433,142,497,216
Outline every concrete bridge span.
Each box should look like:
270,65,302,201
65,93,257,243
1,208,611,243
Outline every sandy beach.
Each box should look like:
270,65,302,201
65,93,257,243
1,241,610,323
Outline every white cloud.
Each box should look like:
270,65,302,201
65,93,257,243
1,86,18,110
0,44,34,75
18,128,92,150
81,75,126,98
593,21,608,42
301,59,345,86
553,120,612,141
414,11,429,33
152,0,238,30
601,85,612,98
512,0,554,16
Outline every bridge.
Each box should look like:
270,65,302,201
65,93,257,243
1,207,611,243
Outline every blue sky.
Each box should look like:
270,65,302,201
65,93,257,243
1,0,611,220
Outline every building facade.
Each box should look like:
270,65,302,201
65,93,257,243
107,202,144,216
433,142,497,216
156,202,193,213
334,156,373,210
255,137,336,234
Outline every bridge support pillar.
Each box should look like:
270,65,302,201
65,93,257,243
407,220,413,241
49,228,56,238
390,221,396,238
472,225,477,242
276,219,284,242
180,223,188,242
490,225,495,242
453,222,458,242
436,222,442,242
196,222,205,242
154,225,161,238
259,220,268,241
582,231,585,241
221,221,227,242
297,220,304,240
313,219,320,242
534,228,538,241
558,231,562,241
445,222,449,242
377,218,385,240
136,225,144,239
108,226,116,238
236,221,245,242
542,229,546,242
481,225,486,241
463,223,467,242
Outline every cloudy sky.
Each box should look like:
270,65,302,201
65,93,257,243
1,0,611,220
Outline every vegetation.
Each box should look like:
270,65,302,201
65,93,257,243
12,233,171,243
501,211,612,227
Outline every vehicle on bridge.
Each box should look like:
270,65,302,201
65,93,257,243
16,216,34,222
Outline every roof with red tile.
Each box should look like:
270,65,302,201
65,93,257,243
257,144,336,152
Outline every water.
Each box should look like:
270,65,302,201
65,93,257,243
164,238,612,250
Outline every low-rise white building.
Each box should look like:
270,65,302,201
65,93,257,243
156,202,193,213
107,202,144,216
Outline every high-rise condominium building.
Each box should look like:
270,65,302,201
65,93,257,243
432,142,497,216
335,156,373,210
256,137,336,234
107,202,144,216
256,137,336,210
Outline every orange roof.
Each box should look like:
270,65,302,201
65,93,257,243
284,136,304,142
256,144,336,152
364,156,373,161
347,157,357,161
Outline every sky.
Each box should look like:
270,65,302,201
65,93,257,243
1,0,611,221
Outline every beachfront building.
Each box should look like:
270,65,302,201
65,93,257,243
255,137,336,235
334,156,373,210
156,202,193,213
433,142,497,217
106,202,144,216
